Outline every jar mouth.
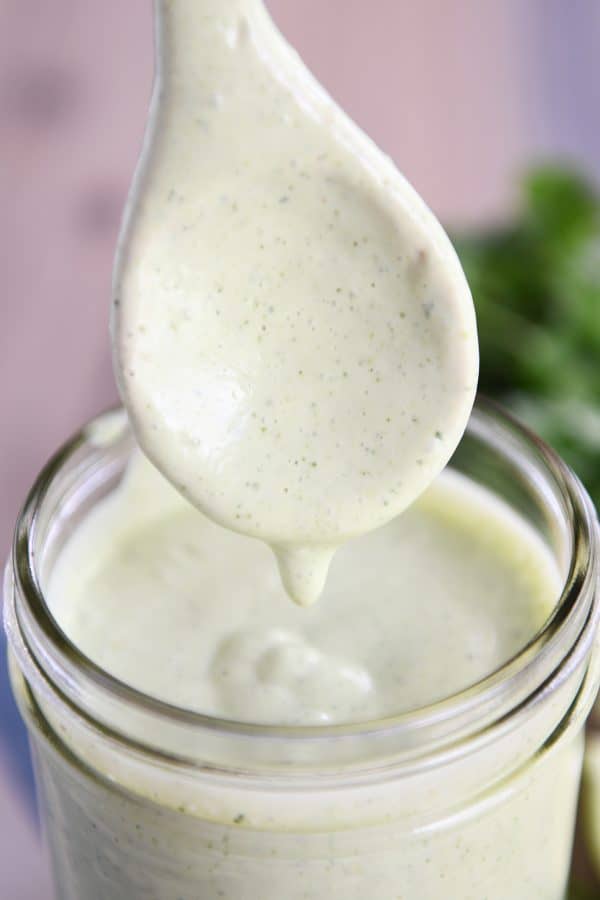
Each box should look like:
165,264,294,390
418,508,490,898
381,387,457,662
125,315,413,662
5,398,600,771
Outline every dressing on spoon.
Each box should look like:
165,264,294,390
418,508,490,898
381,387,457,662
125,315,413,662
112,0,478,605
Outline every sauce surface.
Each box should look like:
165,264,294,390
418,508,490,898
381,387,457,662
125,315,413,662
48,454,558,725
112,0,478,604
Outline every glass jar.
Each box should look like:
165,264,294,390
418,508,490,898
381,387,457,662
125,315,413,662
4,401,600,900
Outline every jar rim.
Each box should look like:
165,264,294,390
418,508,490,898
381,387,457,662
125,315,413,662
5,398,600,772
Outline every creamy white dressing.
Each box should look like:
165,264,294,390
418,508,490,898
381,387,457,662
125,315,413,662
112,0,478,605
14,430,588,900
47,452,558,725
6,4,595,898
585,732,600,879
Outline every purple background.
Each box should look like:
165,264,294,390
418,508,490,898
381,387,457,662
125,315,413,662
1,2,600,896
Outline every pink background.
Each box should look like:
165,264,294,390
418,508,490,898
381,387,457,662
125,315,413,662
1,2,600,896
3,0,600,559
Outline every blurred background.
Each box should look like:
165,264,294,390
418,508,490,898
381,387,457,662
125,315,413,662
1,1,600,896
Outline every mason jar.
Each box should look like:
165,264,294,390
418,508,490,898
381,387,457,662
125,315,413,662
4,401,600,900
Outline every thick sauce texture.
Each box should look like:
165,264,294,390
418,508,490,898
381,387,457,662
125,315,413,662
48,454,557,725
112,0,478,604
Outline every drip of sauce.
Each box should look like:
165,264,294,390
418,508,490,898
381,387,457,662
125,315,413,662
112,0,478,605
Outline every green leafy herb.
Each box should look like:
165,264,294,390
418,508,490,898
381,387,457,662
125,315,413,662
453,164,600,507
